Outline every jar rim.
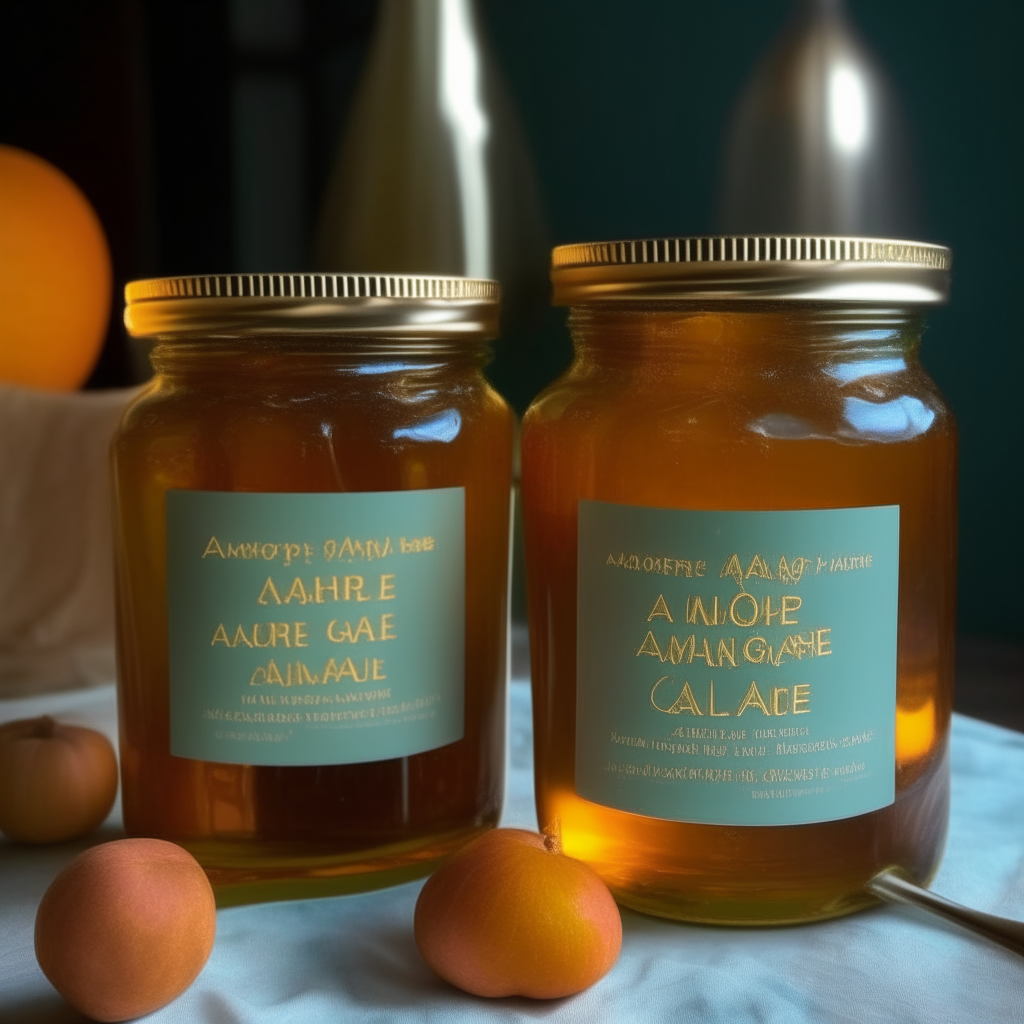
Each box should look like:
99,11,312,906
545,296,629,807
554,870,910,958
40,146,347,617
551,235,951,306
123,272,500,340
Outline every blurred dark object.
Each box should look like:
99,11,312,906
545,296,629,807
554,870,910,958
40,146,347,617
954,636,1024,734
719,0,919,236
314,0,548,334
149,0,234,278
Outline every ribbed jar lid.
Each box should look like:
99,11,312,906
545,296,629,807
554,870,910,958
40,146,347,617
124,272,501,339
551,236,951,305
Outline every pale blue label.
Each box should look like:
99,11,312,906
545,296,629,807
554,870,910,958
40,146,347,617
167,488,464,766
576,503,898,826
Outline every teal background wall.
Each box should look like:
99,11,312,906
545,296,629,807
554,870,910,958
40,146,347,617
481,0,1023,642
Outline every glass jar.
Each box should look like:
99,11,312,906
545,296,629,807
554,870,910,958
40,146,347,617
522,237,955,925
116,273,513,905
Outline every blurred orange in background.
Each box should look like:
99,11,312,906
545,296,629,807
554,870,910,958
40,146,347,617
0,145,111,391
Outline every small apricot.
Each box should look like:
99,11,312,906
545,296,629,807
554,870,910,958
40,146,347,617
35,838,216,1022
0,716,118,843
414,827,622,999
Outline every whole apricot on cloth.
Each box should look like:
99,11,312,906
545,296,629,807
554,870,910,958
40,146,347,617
35,838,216,1022
0,716,118,843
0,145,112,390
414,827,622,998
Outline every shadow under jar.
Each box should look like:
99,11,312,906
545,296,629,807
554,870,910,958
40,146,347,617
522,237,956,925
116,273,513,905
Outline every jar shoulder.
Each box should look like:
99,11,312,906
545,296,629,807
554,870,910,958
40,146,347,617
523,354,955,450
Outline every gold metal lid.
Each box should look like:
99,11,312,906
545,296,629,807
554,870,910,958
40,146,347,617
551,236,951,305
124,273,500,339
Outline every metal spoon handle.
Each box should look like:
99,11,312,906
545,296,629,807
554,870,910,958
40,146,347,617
868,871,1024,957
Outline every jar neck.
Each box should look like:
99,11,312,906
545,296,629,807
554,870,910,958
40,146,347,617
567,304,927,368
149,335,492,381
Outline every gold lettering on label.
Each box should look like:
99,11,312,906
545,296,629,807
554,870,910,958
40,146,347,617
648,594,673,622
781,595,802,625
782,556,812,583
284,577,309,605
253,623,275,648
637,631,664,659
717,637,737,668
667,634,694,665
816,629,832,656
379,574,396,601
339,657,368,684
736,681,771,716
686,595,722,627
232,625,254,648
730,592,759,627
372,658,386,680
696,560,706,577
315,576,339,603
745,554,774,580
743,636,767,663
793,684,811,713
266,659,284,685
771,687,790,716
760,595,783,626
708,681,730,716
211,624,231,646
651,676,704,715
327,620,353,643
258,577,282,606
326,615,395,643
691,636,716,666
203,536,226,558
774,635,802,665
344,575,372,602
272,622,291,648
721,553,743,585
294,622,308,648
351,617,375,642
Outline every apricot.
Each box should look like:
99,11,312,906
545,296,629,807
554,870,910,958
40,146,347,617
35,838,216,1022
0,716,118,843
414,827,622,999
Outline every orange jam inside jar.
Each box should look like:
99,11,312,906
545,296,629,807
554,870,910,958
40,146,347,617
522,237,956,925
116,273,512,905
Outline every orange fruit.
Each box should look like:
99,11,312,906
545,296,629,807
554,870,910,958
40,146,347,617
0,716,118,844
34,838,216,1022
0,145,112,390
414,827,622,999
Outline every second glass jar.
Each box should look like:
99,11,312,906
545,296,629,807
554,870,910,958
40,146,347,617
522,237,956,925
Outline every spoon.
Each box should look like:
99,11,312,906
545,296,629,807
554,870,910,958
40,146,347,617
868,871,1024,957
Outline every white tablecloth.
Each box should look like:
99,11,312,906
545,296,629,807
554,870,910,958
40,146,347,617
2,682,1022,1023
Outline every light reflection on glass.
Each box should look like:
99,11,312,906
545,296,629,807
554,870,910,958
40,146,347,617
843,395,934,438
828,357,906,384
354,361,424,376
394,408,462,443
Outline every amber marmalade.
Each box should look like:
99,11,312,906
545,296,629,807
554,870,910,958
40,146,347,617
116,273,512,905
523,237,955,924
